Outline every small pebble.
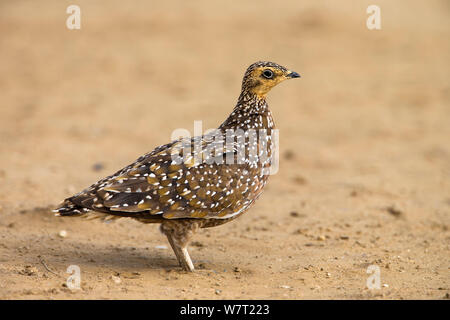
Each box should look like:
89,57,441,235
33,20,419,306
20,265,38,276
293,176,307,185
92,162,105,172
386,206,403,217
58,230,67,238
111,275,121,284
284,150,295,160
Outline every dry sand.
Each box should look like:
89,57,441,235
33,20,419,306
0,0,449,299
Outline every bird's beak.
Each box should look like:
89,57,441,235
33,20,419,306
286,71,301,78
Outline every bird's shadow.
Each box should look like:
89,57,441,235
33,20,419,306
36,240,182,273
38,242,222,276
14,206,220,274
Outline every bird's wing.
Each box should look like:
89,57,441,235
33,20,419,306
57,135,261,220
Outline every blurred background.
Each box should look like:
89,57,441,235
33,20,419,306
0,0,448,299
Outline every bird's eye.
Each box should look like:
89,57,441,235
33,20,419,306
262,69,274,79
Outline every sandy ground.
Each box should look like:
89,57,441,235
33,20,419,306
0,0,449,299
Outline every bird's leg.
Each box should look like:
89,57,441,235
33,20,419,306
160,220,200,272
165,232,194,272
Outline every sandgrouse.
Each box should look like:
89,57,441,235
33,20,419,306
54,61,300,271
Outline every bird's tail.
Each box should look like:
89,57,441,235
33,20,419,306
53,198,123,222
52,199,89,216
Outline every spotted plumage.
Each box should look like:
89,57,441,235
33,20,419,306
54,61,300,271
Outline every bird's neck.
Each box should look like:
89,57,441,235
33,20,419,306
219,90,274,130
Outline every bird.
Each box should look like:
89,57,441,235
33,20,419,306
54,61,300,271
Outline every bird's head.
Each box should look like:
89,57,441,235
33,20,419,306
241,61,300,98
